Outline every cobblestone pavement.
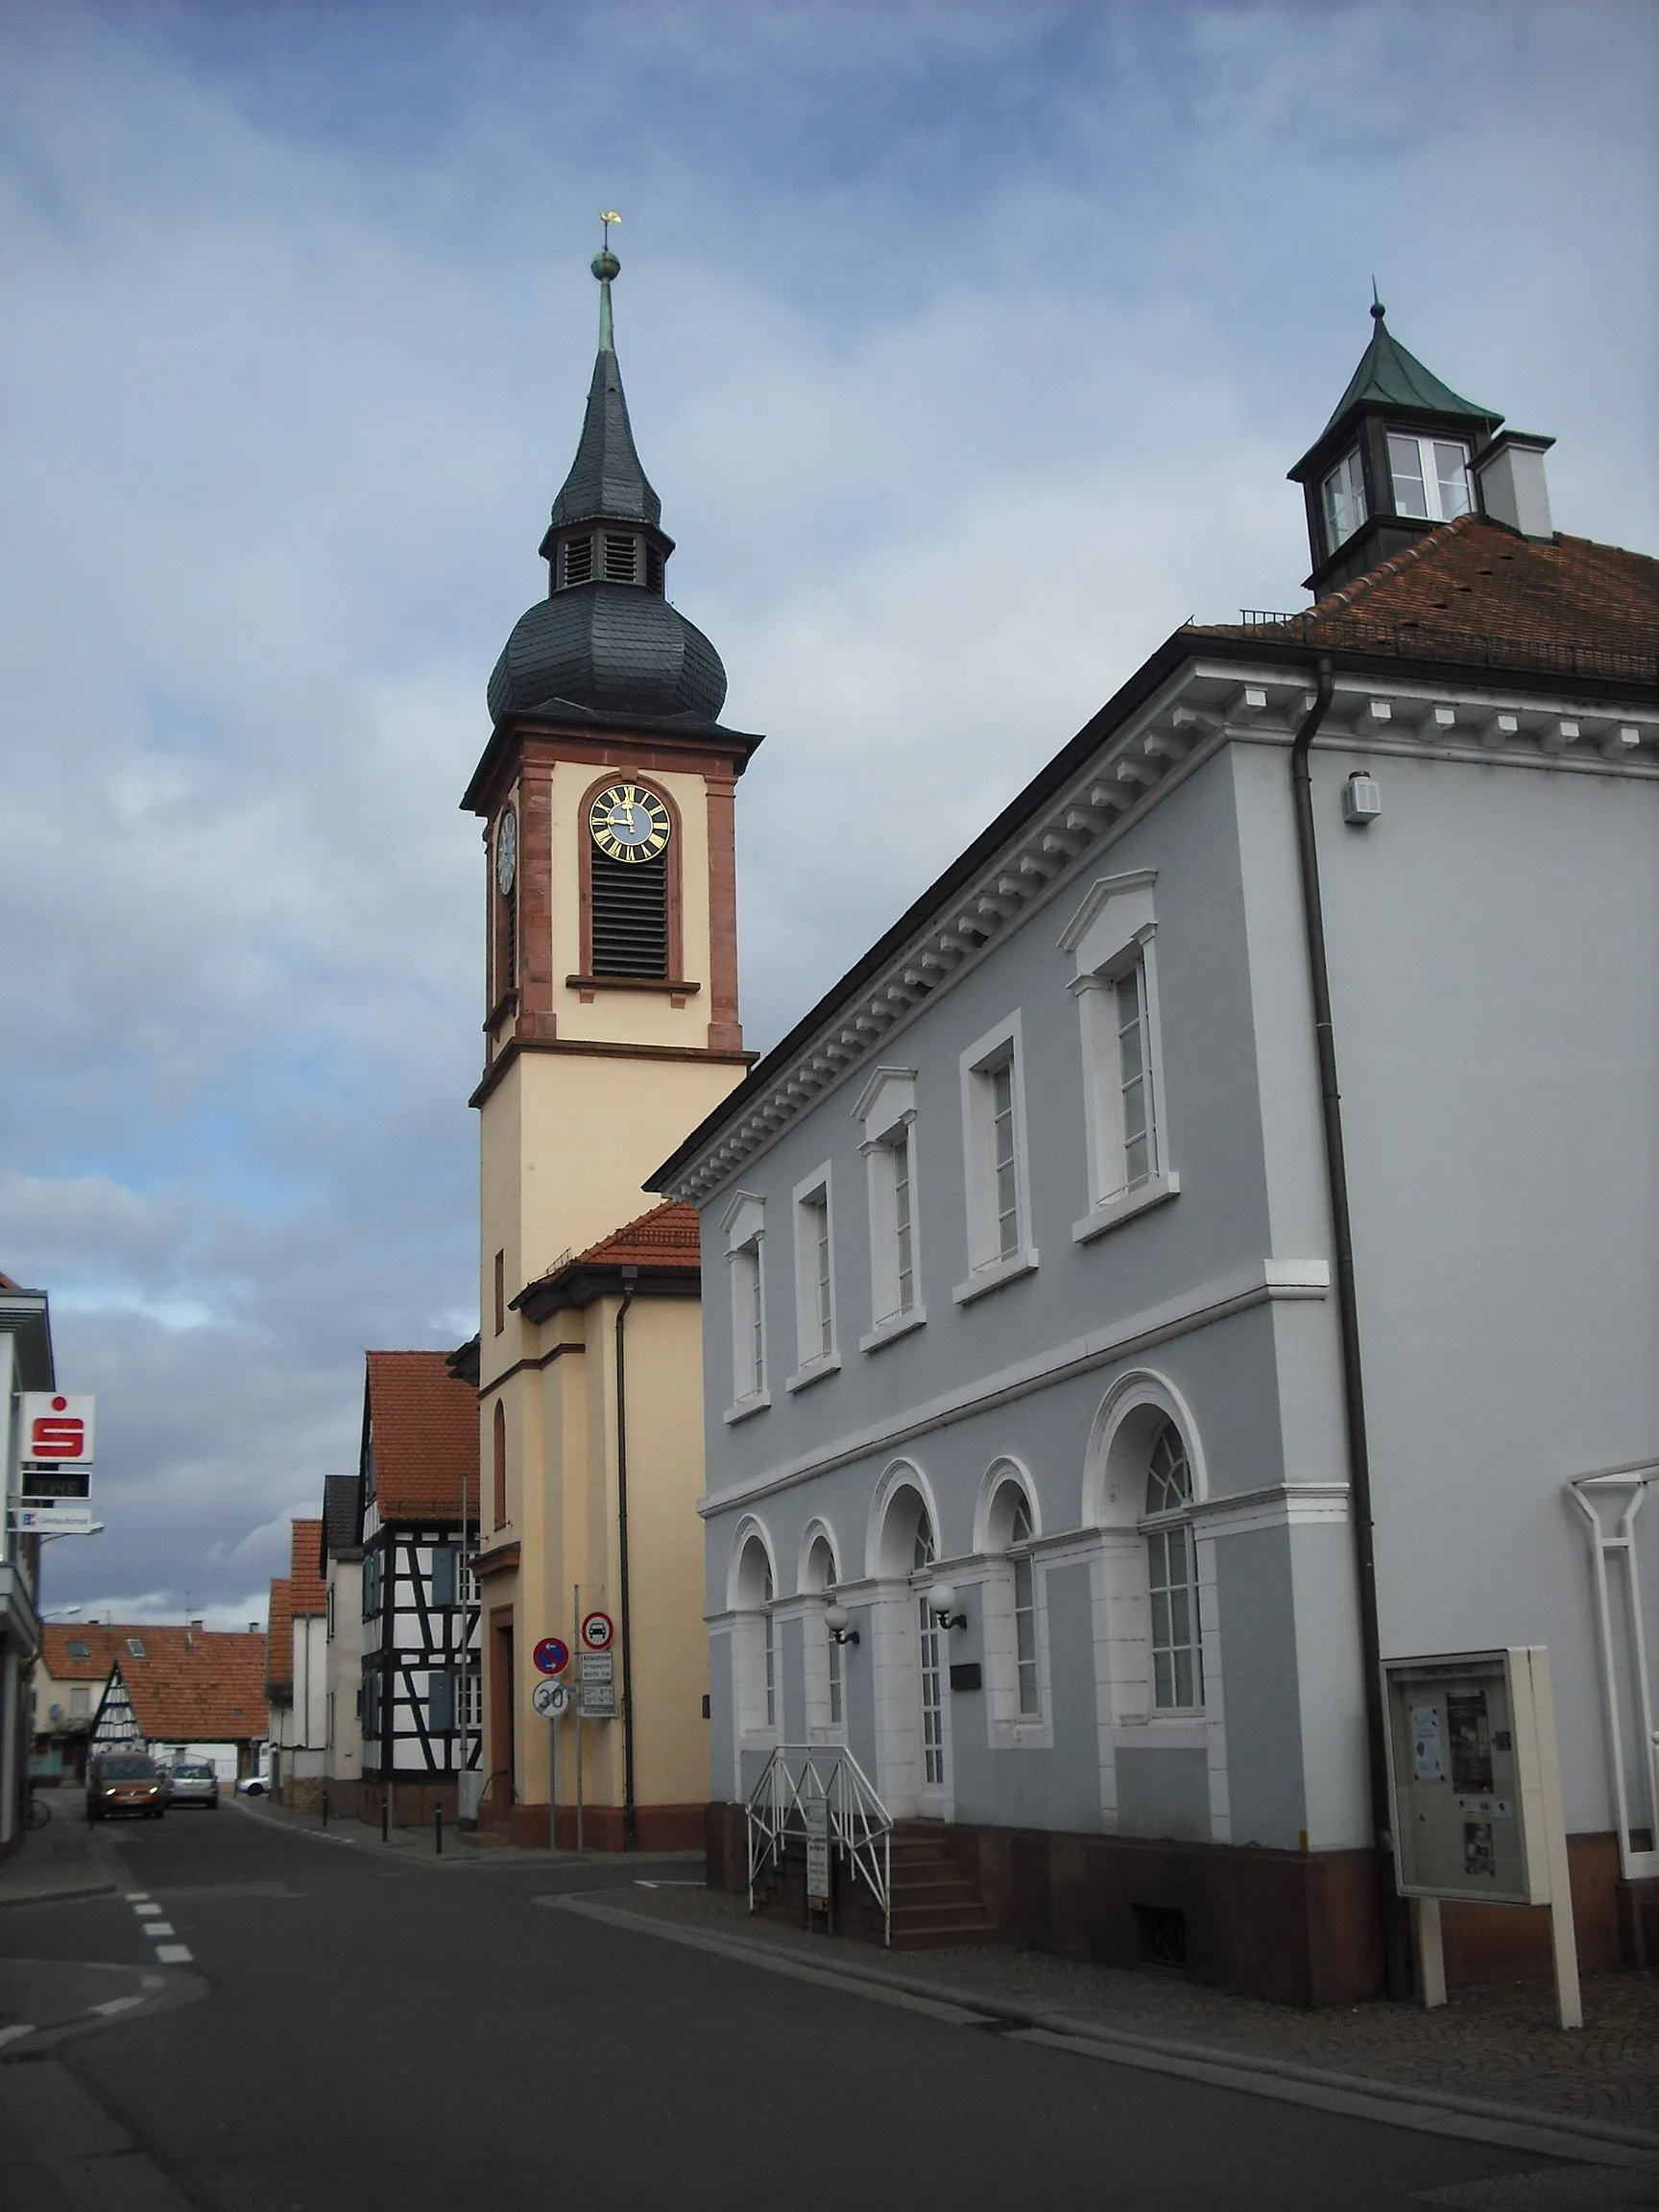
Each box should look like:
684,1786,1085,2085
603,1879,1659,2136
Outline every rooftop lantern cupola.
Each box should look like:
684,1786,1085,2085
1288,291,1542,597
487,225,728,727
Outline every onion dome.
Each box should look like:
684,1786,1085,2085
488,247,728,725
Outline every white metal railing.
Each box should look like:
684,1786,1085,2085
746,1743,893,1945
1569,1467,1659,1881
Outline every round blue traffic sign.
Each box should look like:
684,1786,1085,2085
533,1636,570,1677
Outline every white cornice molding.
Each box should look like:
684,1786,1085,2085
663,653,1659,1209
697,1256,1331,1520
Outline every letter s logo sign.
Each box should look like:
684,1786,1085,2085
31,1417,85,1459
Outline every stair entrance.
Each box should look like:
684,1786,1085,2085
745,1747,996,1950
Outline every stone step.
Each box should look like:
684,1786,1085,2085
889,1918,1001,1950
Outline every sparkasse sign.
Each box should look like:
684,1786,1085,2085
20,1393,96,1468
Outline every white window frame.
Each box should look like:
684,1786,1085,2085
1141,1418,1204,1715
721,1190,769,1423
954,1012,1038,1306
800,1527,847,1743
1386,431,1473,523
1059,871,1179,1243
732,1527,781,1744
1321,444,1367,551
975,1464,1052,1747
854,1068,926,1353
787,1165,840,1392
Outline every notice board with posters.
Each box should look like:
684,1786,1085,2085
1382,1647,1558,1908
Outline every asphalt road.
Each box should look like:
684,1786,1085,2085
0,1800,1606,2211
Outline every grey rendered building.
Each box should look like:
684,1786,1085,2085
652,309,1659,2004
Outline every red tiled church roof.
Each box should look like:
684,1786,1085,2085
365,1351,478,1522
573,1201,701,1269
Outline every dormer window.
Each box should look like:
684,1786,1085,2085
562,537,594,588
1387,434,1472,522
1321,447,1366,551
603,532,638,584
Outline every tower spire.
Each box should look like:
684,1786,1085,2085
594,210,621,353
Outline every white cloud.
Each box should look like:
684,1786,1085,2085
1,0,1652,1620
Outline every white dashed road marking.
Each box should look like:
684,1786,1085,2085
89,1996,146,2018
0,2023,36,2050
124,1891,192,1965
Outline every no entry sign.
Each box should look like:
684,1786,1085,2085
532,1637,570,1677
580,1611,614,1653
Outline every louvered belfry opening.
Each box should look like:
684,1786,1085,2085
589,846,668,976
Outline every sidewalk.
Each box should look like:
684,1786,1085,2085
0,1796,117,1909
579,1878,1659,2147
234,1790,701,1875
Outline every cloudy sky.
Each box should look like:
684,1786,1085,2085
2,0,1654,1630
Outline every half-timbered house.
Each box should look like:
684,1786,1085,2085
357,1350,481,1826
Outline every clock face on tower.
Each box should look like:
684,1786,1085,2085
589,782,671,865
494,807,517,895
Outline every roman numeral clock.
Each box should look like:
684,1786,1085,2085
588,782,671,864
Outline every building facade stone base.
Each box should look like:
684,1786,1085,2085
705,1805,1638,2008
356,1777,458,1828
477,1799,707,1852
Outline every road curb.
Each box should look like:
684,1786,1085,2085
0,1874,118,1911
548,1892,1659,2167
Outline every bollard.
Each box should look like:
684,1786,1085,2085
434,1804,443,1857
381,1793,390,1844
321,1788,328,1829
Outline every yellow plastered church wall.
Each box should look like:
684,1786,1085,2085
493,1051,737,1288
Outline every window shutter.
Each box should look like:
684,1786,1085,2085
429,1671,456,1734
589,847,668,976
431,1545,456,1609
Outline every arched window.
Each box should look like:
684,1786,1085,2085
983,1472,1041,1721
492,1402,507,1531
733,1532,778,1739
493,808,517,1007
1141,1418,1201,1710
579,777,683,985
804,1531,843,1730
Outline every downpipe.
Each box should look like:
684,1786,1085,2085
616,1265,638,1851
1290,659,1408,1999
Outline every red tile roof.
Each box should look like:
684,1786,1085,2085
574,1200,701,1269
40,1624,267,1743
40,1623,128,1680
1202,518,1659,676
287,1517,325,1616
365,1351,478,1523
266,1577,293,1699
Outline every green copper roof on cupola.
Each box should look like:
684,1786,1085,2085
547,225,661,531
1319,291,1498,435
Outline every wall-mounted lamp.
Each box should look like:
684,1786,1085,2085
927,1583,969,1631
825,1601,860,1647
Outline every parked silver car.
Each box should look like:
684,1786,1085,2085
163,1759,221,1810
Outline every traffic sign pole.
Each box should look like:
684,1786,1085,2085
574,1583,584,1857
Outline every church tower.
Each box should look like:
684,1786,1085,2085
462,240,759,1845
